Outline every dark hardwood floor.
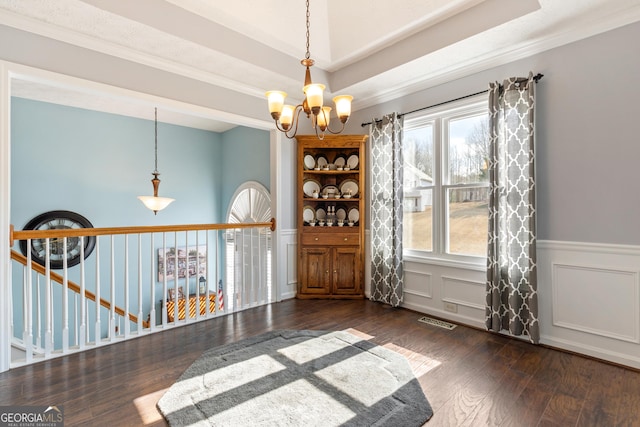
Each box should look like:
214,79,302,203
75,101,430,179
1,299,639,426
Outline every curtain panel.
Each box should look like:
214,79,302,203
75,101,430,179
486,73,539,343
369,113,404,307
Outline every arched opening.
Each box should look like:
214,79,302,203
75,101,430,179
225,181,272,311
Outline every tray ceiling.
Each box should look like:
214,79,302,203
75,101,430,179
2,0,640,131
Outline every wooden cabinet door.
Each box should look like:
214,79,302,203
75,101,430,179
332,247,361,295
300,247,331,294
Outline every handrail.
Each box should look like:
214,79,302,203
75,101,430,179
9,218,276,245
9,219,276,330
10,250,148,328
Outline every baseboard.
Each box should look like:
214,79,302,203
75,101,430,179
541,334,640,370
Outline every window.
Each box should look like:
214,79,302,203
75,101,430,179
403,96,489,261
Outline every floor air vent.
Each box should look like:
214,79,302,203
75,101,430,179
418,316,457,330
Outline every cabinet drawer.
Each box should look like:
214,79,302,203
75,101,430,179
302,233,360,246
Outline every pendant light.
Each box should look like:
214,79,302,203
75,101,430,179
138,108,174,214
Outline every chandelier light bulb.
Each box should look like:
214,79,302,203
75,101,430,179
303,83,325,113
280,105,295,130
333,95,353,123
265,91,286,119
317,106,331,131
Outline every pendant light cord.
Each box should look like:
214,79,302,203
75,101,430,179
154,107,159,174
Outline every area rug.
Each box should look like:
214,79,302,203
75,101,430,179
157,330,433,426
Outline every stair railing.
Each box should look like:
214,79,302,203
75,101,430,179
8,219,275,367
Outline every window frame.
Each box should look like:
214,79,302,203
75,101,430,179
403,94,489,266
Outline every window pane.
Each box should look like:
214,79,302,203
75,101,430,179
403,189,432,251
447,188,488,256
403,125,434,252
403,125,434,186
448,114,489,184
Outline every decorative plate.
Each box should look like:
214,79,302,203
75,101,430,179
336,207,347,221
316,207,327,220
303,154,315,170
303,179,321,197
333,154,346,168
316,155,328,168
303,205,315,223
347,154,359,170
348,207,360,223
339,179,359,197
322,185,339,198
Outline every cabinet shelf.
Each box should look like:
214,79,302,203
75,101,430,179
302,197,360,202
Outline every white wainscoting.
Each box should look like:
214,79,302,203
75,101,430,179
538,240,640,369
277,229,297,301
396,240,640,369
297,229,640,368
401,258,486,329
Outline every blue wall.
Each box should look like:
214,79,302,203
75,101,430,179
11,98,224,228
220,126,271,219
10,98,270,344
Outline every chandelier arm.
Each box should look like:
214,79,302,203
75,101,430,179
273,104,305,139
285,105,305,138
323,121,348,135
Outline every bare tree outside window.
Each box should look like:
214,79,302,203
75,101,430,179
402,100,489,259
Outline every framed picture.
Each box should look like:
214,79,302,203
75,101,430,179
158,245,206,282
167,286,184,301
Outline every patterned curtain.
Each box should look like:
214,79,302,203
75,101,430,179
486,73,539,343
369,113,404,307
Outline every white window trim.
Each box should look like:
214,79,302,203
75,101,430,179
403,94,488,266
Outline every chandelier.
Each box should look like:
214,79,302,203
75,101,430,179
138,108,175,214
265,0,353,139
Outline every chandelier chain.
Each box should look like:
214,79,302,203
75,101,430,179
305,0,310,60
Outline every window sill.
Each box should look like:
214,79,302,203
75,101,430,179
403,253,486,272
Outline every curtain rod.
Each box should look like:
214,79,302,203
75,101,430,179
361,73,544,127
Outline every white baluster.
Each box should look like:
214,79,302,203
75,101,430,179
149,233,156,331
36,275,42,349
94,237,101,345
162,233,167,327
23,246,33,362
137,233,143,333
173,231,179,324
44,238,52,356
124,234,130,338
184,232,190,323
61,237,69,353
110,235,116,339
79,237,86,349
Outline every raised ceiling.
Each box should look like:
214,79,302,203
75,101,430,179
2,0,640,131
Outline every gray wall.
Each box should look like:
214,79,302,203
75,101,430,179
345,21,640,246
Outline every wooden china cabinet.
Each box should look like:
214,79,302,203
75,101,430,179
296,134,367,299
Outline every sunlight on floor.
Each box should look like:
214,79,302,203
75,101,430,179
344,327,442,377
133,388,168,425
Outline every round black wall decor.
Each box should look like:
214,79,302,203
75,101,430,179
19,210,96,269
